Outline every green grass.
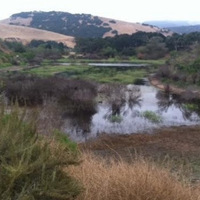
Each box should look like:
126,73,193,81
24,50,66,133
25,64,147,84
57,56,166,65
129,57,166,65
54,130,78,153
0,63,12,69
56,57,126,63
24,65,75,76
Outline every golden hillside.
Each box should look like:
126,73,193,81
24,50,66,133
1,11,171,39
0,23,75,48
100,17,171,37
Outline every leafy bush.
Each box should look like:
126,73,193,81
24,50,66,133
0,105,81,199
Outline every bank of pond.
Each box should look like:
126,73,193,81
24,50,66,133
2,62,200,143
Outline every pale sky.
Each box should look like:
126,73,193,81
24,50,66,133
1,0,200,23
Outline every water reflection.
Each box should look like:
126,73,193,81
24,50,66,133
156,91,200,121
63,85,200,142
62,106,96,141
102,84,141,122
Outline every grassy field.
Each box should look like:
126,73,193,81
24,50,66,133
24,64,148,84
24,65,74,76
57,56,166,65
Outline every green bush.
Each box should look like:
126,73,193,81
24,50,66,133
54,130,78,153
0,105,81,200
142,110,162,123
108,115,123,123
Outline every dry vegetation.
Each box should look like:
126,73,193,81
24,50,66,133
1,13,171,40
68,152,200,200
1,99,200,199
0,23,75,48
100,17,162,37
68,125,200,200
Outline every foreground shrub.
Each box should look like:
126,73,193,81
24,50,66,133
68,153,199,200
0,106,81,200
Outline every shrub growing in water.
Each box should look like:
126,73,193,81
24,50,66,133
4,75,97,113
0,105,81,200
142,110,162,123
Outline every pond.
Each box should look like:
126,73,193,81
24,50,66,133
88,63,149,67
62,83,200,142
57,62,149,68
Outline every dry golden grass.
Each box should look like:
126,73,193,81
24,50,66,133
0,23,75,48
68,152,200,200
100,17,172,38
100,17,160,38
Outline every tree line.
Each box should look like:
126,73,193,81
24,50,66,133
75,32,200,59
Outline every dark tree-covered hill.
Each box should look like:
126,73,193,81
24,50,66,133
2,11,170,38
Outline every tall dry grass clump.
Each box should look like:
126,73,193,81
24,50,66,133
68,153,200,200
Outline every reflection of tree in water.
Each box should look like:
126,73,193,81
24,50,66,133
156,91,200,120
99,84,141,121
61,106,97,141
60,86,97,140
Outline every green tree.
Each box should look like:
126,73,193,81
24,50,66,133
101,47,117,58
137,36,168,59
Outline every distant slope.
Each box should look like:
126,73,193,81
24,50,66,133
1,11,171,38
99,17,170,37
143,21,191,28
167,25,200,34
143,20,200,34
0,23,75,48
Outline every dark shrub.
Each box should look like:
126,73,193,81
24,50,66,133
134,78,146,85
156,65,172,78
109,20,116,24
4,75,97,111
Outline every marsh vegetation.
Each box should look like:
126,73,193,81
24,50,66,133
1,30,200,199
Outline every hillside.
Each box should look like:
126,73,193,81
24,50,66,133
143,20,200,34
143,20,191,28
1,11,171,38
0,23,75,48
167,25,200,34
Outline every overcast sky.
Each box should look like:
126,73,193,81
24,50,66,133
0,0,200,23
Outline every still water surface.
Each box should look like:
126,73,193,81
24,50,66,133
63,84,200,142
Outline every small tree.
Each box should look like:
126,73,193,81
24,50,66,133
101,47,117,58
137,36,168,59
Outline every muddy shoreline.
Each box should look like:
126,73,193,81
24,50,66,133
149,77,200,98
80,125,200,182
